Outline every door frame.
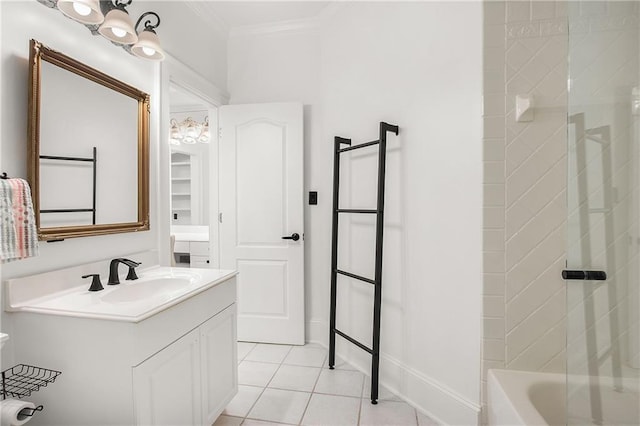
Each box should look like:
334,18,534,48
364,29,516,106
160,54,229,268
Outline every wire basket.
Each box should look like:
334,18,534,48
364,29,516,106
1,364,62,399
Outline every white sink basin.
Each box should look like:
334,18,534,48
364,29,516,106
101,278,192,304
6,266,237,322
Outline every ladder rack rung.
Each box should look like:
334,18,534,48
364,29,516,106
334,329,373,354
339,140,380,153
336,269,375,285
337,209,378,214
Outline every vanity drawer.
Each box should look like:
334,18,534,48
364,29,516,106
190,242,209,256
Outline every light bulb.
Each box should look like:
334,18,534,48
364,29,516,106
142,46,156,56
111,27,127,38
72,2,92,16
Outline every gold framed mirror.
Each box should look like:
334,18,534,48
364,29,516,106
27,39,150,241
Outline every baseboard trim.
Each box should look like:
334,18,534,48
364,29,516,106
306,318,328,346
305,320,480,425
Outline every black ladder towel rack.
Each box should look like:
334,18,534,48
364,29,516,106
328,121,399,405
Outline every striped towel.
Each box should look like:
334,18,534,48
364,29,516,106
0,178,39,263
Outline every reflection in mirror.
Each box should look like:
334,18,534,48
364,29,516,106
169,88,211,228
170,111,209,226
39,60,138,227
168,83,215,268
28,39,150,240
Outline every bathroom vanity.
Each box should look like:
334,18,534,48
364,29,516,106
5,264,237,426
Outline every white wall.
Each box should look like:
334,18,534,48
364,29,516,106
0,0,227,366
150,2,228,94
229,3,483,424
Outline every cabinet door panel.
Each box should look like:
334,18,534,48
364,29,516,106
134,329,202,426
200,305,238,424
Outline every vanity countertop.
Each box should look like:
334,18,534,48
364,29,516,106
7,266,237,323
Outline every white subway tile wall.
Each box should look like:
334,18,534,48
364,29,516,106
482,1,639,421
481,0,568,420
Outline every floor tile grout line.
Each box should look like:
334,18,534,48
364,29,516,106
229,343,434,425
237,342,257,363
240,344,294,425
239,384,268,425
356,374,365,426
298,352,328,425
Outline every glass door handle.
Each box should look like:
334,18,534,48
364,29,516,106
562,270,607,280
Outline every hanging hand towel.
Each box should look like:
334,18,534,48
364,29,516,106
0,178,39,263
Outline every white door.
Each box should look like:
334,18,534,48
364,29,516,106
219,102,304,345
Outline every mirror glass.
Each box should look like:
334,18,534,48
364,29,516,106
28,40,150,240
169,85,211,227
168,83,215,268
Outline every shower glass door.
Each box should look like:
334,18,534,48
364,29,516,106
567,2,640,424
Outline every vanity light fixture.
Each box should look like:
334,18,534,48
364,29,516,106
98,0,137,45
169,117,210,145
38,0,164,61
199,116,210,143
131,12,165,61
57,0,104,25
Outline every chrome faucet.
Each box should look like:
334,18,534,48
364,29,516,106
108,258,141,285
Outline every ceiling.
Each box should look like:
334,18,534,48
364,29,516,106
188,1,331,29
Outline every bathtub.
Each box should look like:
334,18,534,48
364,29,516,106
487,369,640,426
487,369,565,426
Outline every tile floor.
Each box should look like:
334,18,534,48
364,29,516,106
214,342,440,426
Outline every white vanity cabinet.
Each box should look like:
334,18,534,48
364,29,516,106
134,305,237,426
9,270,237,426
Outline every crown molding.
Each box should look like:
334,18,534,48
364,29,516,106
170,104,210,114
229,17,320,38
229,2,348,38
164,52,230,106
317,2,348,20
183,2,230,39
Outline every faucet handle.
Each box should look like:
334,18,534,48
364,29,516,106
121,259,141,281
82,274,103,292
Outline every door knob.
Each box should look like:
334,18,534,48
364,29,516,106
282,233,300,241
